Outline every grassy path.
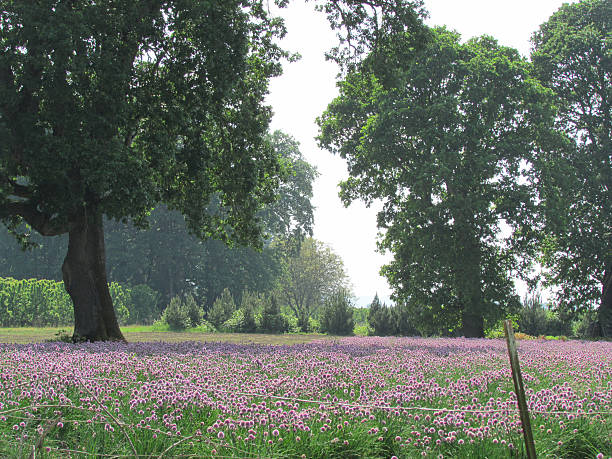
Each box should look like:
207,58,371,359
0,326,332,344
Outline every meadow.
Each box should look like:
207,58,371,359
0,336,609,458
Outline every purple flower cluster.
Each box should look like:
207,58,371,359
0,337,610,456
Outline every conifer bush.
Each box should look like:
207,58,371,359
238,290,260,333
260,293,289,333
208,289,236,329
184,294,204,327
161,296,191,330
320,289,355,336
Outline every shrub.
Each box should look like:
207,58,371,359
518,292,572,337
238,290,260,333
573,309,599,339
393,302,419,336
367,294,395,336
221,309,244,333
260,293,289,333
208,288,235,329
161,296,191,330
184,294,204,327
320,289,355,336
108,282,131,325
241,304,257,333
192,320,216,333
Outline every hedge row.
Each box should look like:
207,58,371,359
0,277,145,327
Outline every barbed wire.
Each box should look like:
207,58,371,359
0,367,610,459
1,371,611,418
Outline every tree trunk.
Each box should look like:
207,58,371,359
62,208,125,342
456,230,485,338
599,264,612,338
297,311,310,333
461,310,484,338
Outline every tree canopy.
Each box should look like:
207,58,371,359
531,0,611,336
318,27,556,337
0,0,290,341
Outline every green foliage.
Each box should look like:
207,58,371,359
573,309,600,339
107,283,131,325
160,296,191,331
129,284,161,325
259,131,318,238
232,290,261,333
392,301,420,337
0,277,144,327
318,26,554,337
221,309,245,333
0,0,290,242
352,306,368,325
531,0,611,336
320,289,355,335
98,130,317,309
307,317,321,334
260,293,289,334
517,292,572,337
276,237,350,332
191,321,217,333
367,295,420,337
0,0,293,339
208,289,236,329
183,294,204,328
367,294,394,336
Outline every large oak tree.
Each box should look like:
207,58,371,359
318,27,556,337
0,0,290,341
531,0,611,336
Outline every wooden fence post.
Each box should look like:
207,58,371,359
504,320,537,459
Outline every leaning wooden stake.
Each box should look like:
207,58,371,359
504,320,537,459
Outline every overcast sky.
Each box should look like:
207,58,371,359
266,0,574,306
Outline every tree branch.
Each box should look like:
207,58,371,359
6,179,33,198
0,201,68,236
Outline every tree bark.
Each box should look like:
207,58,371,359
461,310,484,338
599,264,612,338
62,208,125,342
455,224,485,338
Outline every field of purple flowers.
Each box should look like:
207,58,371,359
0,337,610,458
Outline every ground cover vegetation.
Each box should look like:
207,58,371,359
0,337,609,458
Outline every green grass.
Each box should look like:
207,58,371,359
0,326,333,345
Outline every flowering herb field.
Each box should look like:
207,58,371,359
0,337,610,458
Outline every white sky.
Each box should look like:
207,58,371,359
266,0,574,306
